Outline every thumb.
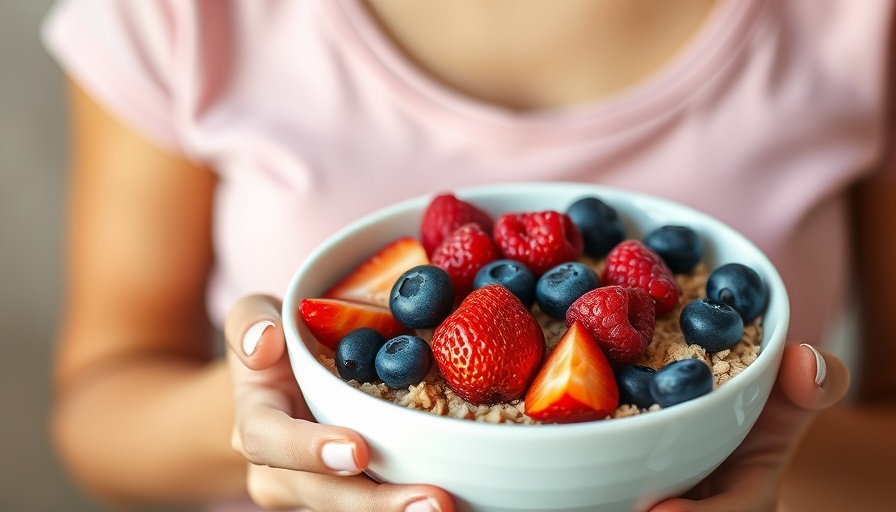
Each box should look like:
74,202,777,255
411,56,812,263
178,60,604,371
755,342,852,472
224,294,286,371
746,342,852,468
648,343,851,512
778,343,850,412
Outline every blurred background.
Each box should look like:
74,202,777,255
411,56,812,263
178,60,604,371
2,0,107,510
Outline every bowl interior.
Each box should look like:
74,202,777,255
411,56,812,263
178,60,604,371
281,182,790,505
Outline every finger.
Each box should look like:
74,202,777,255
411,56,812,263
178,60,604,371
649,343,852,512
232,403,372,477
747,342,851,441
224,294,373,477
743,342,851,446
778,343,850,410
247,465,455,512
649,463,774,511
224,294,286,370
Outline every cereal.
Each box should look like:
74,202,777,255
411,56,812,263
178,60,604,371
320,262,761,424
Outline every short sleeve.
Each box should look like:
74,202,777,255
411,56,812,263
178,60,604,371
41,0,182,153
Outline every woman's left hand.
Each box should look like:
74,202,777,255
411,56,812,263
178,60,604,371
649,342,850,512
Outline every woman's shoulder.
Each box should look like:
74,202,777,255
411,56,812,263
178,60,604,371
42,0,316,61
41,0,322,155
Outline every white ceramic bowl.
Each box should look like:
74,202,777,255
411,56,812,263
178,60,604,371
282,182,789,512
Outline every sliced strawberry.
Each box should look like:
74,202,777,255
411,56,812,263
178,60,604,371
430,223,500,304
298,298,410,350
324,237,429,308
602,240,679,315
431,284,545,405
566,286,655,366
524,321,619,423
420,193,495,257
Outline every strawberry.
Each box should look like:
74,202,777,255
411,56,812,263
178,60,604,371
324,237,429,308
298,298,409,350
602,240,680,315
420,193,495,257
430,284,545,405
566,286,655,366
524,321,619,423
492,210,583,277
430,223,499,304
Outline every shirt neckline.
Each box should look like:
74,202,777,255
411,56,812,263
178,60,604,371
322,0,765,147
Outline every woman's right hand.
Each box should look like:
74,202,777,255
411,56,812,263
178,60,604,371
224,294,454,512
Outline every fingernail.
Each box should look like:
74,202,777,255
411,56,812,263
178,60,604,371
405,497,442,512
800,343,827,387
321,441,360,475
242,320,274,356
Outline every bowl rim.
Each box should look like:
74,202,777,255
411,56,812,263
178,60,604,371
282,181,790,439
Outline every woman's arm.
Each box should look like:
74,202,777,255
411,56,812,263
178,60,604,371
52,81,456,512
851,173,896,401
51,80,246,505
778,173,896,510
649,153,896,512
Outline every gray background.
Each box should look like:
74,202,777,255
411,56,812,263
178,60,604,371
2,1,119,510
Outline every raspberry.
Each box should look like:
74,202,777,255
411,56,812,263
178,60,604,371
420,193,494,257
602,240,679,315
566,286,655,366
431,223,500,304
492,211,583,277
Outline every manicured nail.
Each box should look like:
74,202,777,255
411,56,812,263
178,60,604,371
242,320,274,356
405,497,442,512
321,441,360,475
801,343,827,387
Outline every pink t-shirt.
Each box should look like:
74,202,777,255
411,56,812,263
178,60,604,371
41,0,894,509
43,0,893,356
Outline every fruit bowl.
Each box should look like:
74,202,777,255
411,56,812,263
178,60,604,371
282,182,789,512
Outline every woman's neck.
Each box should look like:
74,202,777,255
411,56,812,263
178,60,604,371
364,0,718,111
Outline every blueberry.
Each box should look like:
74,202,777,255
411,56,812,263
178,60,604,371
616,364,657,409
706,263,768,323
535,262,600,318
389,265,454,329
375,335,433,389
473,259,537,308
679,299,744,353
643,225,703,274
335,328,387,383
649,358,714,408
566,196,626,258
